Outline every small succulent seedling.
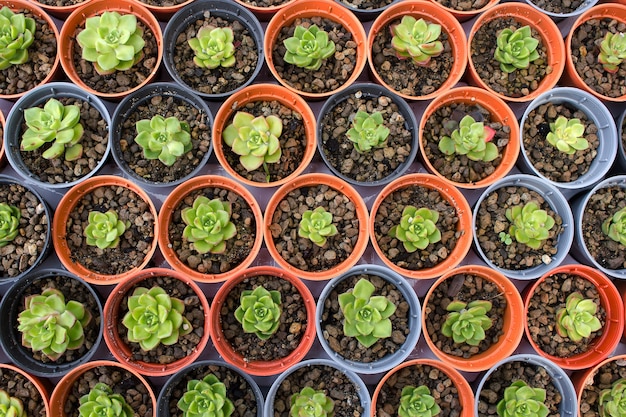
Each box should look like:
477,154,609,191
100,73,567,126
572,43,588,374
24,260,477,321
499,232,512,245
0,389,25,417
17,288,92,361
84,210,128,250
298,206,338,247
441,300,493,346
599,32,626,73
0,203,19,248
177,374,234,417
602,206,626,247
181,196,236,255
599,378,626,417
438,115,498,162
555,292,602,342
79,383,134,417
390,16,443,66
346,110,390,153
21,98,84,161
398,385,441,417
505,201,555,250
338,278,397,348
546,116,588,155
290,387,334,417
494,25,540,73
135,115,192,166
283,24,336,71
76,11,145,75
0,7,35,70
234,285,281,340
121,286,192,351
188,25,235,69
389,206,441,253
497,380,549,417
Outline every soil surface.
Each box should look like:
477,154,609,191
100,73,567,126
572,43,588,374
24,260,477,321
137,0,187,5
580,358,626,417
434,0,491,11
528,0,584,14
34,0,86,5
0,367,46,417
237,0,290,6
337,0,394,10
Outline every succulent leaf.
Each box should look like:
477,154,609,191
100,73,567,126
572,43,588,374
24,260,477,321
505,201,555,250
289,386,334,417
391,16,443,66
78,383,134,417
346,110,390,153
84,210,128,249
177,374,234,417
546,116,589,155
283,24,336,71
0,203,20,248
599,378,626,417
602,206,626,247
0,7,35,70
496,380,549,417
388,206,441,253
599,32,626,73
438,115,498,162
441,299,493,346
493,26,540,73
188,25,236,70
181,196,236,255
298,206,338,247
135,115,192,166
398,385,441,417
555,292,602,343
234,285,282,340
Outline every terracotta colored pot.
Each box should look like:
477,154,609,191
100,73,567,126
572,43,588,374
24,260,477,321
209,266,316,376
571,354,626,417
264,173,369,281
419,86,520,189
369,173,473,279
52,175,158,285
367,1,467,101
233,0,297,21
422,265,524,372
429,0,500,21
158,175,263,283
28,0,91,17
212,83,316,188
0,363,50,416
523,0,599,20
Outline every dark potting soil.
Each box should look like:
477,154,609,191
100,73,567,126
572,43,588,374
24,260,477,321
116,276,205,364
527,272,606,358
0,182,48,279
0,10,56,97
581,186,626,270
165,364,258,417
34,0,86,5
65,185,155,275
474,185,564,271
570,19,626,98
271,17,358,95
528,0,585,14
522,101,599,183
19,96,108,185
319,92,413,184
72,21,158,94
271,365,364,417
579,358,626,417
117,94,211,185
477,360,562,417
63,365,153,417
424,273,506,359
471,18,550,99
137,0,187,6
168,186,257,275
221,100,306,184
337,0,395,10
268,184,360,273
17,273,101,364
372,185,461,271
319,273,410,363
0,367,46,417
370,18,453,97
171,13,259,96
422,102,510,185
220,275,308,362
375,363,465,417
434,0,491,11
237,0,290,6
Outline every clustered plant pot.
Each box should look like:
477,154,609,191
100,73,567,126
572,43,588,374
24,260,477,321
158,175,263,283
233,0,296,21
523,0,598,20
0,363,50,417
333,0,402,21
571,354,626,416
429,0,500,22
367,0,467,101
29,0,92,18
135,0,193,20
616,107,626,173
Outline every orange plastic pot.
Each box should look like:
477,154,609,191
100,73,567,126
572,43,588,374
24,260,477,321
524,264,623,371
158,175,263,283
467,2,565,103
571,354,626,417
419,86,520,189
137,0,194,20
564,3,626,102
422,265,524,372
429,0,500,22
0,363,50,416
372,358,475,417
209,266,316,376
370,173,473,279
233,0,297,20
103,268,211,377
264,0,367,100
50,360,157,417
29,0,91,17
367,1,467,101
212,83,316,188
59,0,163,101
0,0,60,100
52,175,158,285
264,173,369,281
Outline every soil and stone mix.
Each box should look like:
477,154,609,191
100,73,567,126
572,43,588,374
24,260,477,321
434,0,491,11
0,367,46,417
527,0,585,14
337,0,395,10
579,358,626,417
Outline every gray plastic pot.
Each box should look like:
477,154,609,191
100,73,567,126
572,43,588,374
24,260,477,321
163,0,264,100
615,107,626,173
570,175,626,279
264,359,371,417
472,174,574,280
518,87,617,200
4,82,111,189
524,0,598,19
110,82,214,188
475,354,577,417
315,264,421,375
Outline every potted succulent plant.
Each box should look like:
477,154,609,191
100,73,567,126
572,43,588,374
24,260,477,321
0,363,50,417
571,354,626,417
